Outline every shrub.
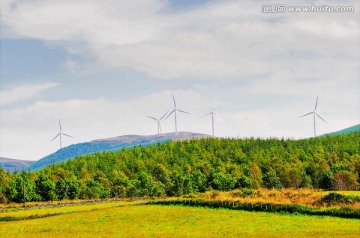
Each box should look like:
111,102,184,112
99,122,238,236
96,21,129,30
210,172,236,191
262,171,282,189
242,188,255,197
333,171,359,190
319,192,352,205
236,176,252,189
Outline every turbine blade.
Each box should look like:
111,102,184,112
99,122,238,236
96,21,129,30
201,112,212,118
177,109,190,114
159,111,168,121
172,94,176,108
314,95,318,111
62,133,74,138
147,116,158,121
51,133,60,141
299,112,313,118
165,110,175,119
316,113,327,123
58,119,62,131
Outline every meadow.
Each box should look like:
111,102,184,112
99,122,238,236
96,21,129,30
1,203,360,238
1,189,360,237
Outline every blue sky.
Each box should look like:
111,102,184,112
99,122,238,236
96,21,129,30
0,0,359,161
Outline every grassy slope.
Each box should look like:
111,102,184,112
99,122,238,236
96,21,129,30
1,204,360,238
0,201,136,221
323,124,360,136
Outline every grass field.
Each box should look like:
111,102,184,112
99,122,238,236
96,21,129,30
0,201,142,221
1,203,360,238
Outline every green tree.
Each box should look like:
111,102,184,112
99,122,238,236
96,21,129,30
210,172,236,191
263,171,282,189
56,178,80,200
319,171,334,190
36,174,57,201
333,171,359,190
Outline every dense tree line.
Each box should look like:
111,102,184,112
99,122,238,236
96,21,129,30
29,140,160,170
1,132,359,203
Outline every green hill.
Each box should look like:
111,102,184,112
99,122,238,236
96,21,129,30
29,132,210,170
28,125,360,171
323,124,360,136
1,131,359,203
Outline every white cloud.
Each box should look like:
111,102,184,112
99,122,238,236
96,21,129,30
0,0,359,161
0,82,59,105
2,0,359,78
294,18,359,38
2,0,165,44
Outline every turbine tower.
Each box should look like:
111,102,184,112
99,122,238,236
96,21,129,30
299,95,327,137
51,119,73,149
147,111,168,134
166,94,189,133
202,109,216,137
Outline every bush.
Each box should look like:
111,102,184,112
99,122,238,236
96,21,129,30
210,172,236,191
319,171,334,190
262,171,282,189
333,171,359,191
236,176,252,189
319,192,352,205
242,188,255,197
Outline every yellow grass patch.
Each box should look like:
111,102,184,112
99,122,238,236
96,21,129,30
197,188,360,208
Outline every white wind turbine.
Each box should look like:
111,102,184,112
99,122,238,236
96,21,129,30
202,109,216,137
299,95,327,137
147,111,168,134
166,94,189,133
51,119,73,149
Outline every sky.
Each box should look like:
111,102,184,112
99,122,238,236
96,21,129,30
0,0,359,161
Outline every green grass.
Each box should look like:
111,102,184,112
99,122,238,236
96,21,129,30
1,204,360,237
149,199,360,219
336,191,360,196
0,201,145,221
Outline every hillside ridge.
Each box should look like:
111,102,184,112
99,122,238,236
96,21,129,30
322,124,360,136
28,131,211,170
0,157,35,172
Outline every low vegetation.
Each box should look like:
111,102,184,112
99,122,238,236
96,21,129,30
147,189,360,219
0,200,143,222
1,203,360,238
1,189,360,220
1,189,360,237
198,189,360,208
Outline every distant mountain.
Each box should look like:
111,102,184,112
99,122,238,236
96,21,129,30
0,157,35,173
29,132,210,170
322,124,360,136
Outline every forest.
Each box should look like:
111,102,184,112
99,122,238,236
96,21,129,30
0,132,359,203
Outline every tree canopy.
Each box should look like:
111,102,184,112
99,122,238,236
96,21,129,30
1,132,359,203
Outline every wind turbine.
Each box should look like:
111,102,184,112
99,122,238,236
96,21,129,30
147,111,168,134
299,95,327,137
51,119,73,149
166,94,189,133
202,109,216,137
